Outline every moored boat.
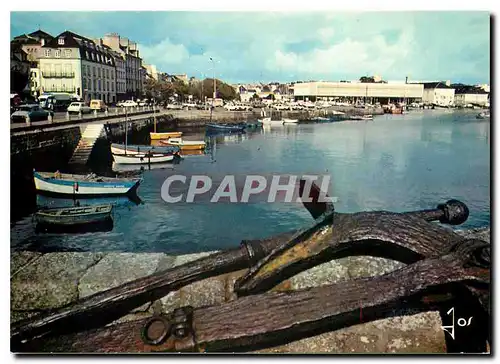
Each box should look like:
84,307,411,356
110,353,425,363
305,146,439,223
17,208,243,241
476,111,490,119
112,152,176,165
282,118,299,124
160,137,206,150
35,204,113,226
110,143,179,155
150,131,183,140
206,123,246,132
33,170,141,197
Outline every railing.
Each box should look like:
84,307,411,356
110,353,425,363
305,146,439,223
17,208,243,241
42,72,75,78
42,87,76,93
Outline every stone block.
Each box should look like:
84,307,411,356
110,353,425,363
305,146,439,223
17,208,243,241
11,252,105,310
78,253,163,299
11,251,42,278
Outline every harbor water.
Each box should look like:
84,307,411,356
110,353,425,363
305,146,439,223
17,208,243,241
10,109,490,254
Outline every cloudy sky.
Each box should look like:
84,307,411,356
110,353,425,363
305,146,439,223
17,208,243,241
11,11,490,84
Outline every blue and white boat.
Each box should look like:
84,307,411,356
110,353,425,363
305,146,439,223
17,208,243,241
110,143,180,155
33,170,141,197
206,123,246,132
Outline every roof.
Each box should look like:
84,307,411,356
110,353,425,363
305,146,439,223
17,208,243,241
422,82,452,89
453,85,488,95
28,30,54,40
43,31,115,67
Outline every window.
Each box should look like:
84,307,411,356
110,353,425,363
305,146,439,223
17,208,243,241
82,66,85,76
55,50,61,58
82,78,87,89
107,81,109,91
44,49,51,57
93,79,96,90
58,37,65,45
64,49,71,58
98,68,101,78
91,53,95,61
86,50,90,59
106,69,109,79
93,67,96,77
111,82,114,92
98,79,101,91
87,65,90,75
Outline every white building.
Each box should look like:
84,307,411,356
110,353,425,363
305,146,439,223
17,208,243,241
293,81,423,104
102,33,143,99
39,31,117,103
422,82,455,107
454,86,489,107
107,48,126,101
144,64,159,81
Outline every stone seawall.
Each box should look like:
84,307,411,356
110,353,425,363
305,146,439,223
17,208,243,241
11,126,81,156
10,227,489,353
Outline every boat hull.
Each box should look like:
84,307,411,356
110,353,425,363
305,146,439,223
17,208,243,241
206,123,245,132
112,153,175,164
35,205,113,226
160,140,206,150
33,171,141,197
150,132,183,140
282,119,298,124
111,143,179,155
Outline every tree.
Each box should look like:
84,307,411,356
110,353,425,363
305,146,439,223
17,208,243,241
359,76,375,83
252,93,260,100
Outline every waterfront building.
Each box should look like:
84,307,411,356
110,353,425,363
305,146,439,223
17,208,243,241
293,81,424,104
453,85,489,107
101,33,143,99
421,82,455,107
39,31,117,103
144,64,159,81
105,48,126,101
11,30,54,97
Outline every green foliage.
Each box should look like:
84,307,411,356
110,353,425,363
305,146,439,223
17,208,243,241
359,76,375,83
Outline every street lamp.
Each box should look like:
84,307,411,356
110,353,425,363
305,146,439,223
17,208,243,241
209,57,216,122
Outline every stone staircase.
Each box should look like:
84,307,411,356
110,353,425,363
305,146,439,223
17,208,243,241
68,124,104,170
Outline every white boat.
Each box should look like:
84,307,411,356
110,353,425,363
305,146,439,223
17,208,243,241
160,137,206,150
282,118,299,124
259,118,285,126
33,170,141,196
112,152,175,165
110,143,179,155
258,117,272,124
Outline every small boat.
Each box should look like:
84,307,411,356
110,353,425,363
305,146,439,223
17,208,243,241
311,116,330,122
259,118,285,126
206,123,245,132
150,132,183,140
282,118,299,124
349,114,373,121
111,143,180,155
476,111,490,119
35,204,113,226
33,170,141,197
258,117,272,124
112,152,176,165
160,138,206,150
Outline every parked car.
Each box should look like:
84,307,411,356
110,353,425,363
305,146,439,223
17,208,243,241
90,99,108,112
11,104,53,123
182,103,197,110
119,100,138,108
166,103,183,110
67,102,92,114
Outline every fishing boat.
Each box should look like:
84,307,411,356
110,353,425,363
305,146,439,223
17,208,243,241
110,143,179,155
282,118,299,124
476,111,490,119
36,194,141,210
257,117,272,124
311,116,330,122
112,152,176,165
150,132,183,140
35,204,113,226
349,114,373,121
160,137,206,150
33,170,141,197
206,123,246,132
259,118,284,126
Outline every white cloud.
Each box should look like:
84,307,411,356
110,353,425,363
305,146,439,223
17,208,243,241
139,38,190,66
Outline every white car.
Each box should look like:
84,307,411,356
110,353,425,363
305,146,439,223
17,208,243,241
166,103,183,110
120,100,138,108
67,102,92,114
